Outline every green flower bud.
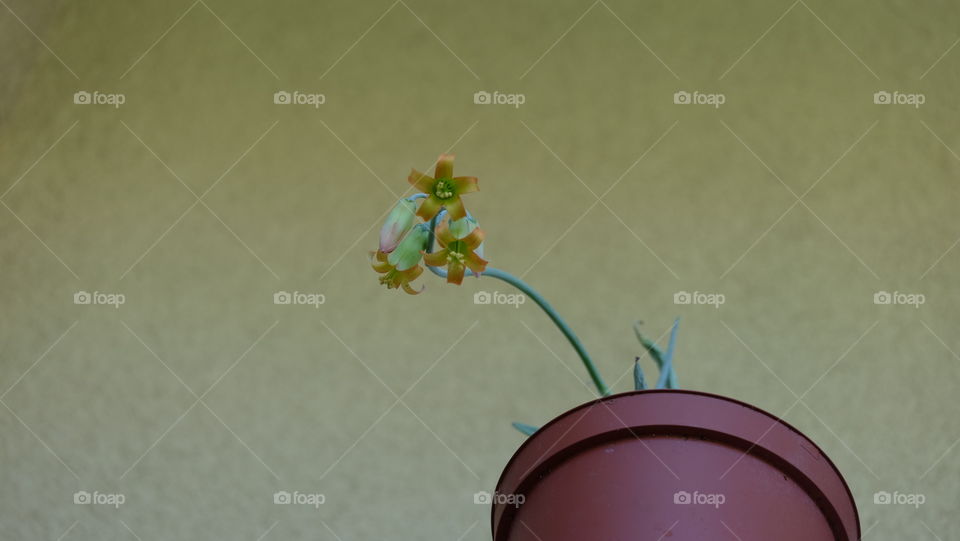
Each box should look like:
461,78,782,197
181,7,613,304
379,199,417,253
387,223,430,271
447,215,478,239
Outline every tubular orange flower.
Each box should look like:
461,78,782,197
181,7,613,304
423,217,488,285
408,154,478,221
371,223,430,294
371,250,425,294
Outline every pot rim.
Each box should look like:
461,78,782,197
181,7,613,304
492,389,860,541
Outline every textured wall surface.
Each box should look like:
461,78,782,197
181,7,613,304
1,1,958,539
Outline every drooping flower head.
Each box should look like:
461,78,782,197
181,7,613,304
371,223,430,294
423,216,488,285
408,154,478,221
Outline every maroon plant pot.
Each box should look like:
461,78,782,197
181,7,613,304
492,390,860,540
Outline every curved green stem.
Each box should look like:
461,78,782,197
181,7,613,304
483,267,611,396
423,213,609,396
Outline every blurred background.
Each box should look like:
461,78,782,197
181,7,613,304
1,0,958,538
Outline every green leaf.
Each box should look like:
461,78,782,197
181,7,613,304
664,318,680,389
634,320,679,390
634,321,666,366
634,358,646,390
511,422,539,436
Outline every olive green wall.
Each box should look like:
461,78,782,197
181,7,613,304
1,0,957,539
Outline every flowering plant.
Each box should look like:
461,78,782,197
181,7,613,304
371,154,680,434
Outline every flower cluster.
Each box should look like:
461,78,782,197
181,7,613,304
369,154,679,409
371,154,488,293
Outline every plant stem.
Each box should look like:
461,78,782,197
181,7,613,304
482,268,611,397
423,211,611,397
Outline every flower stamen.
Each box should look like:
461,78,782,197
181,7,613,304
434,179,454,199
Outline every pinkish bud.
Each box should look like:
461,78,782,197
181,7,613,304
379,199,417,253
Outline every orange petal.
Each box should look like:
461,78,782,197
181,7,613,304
446,262,465,285
402,282,424,295
416,195,444,220
464,251,488,273
404,265,424,281
370,250,392,272
423,250,447,267
461,227,485,249
433,219,455,246
452,176,478,194
435,154,455,179
445,197,466,220
408,169,435,193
